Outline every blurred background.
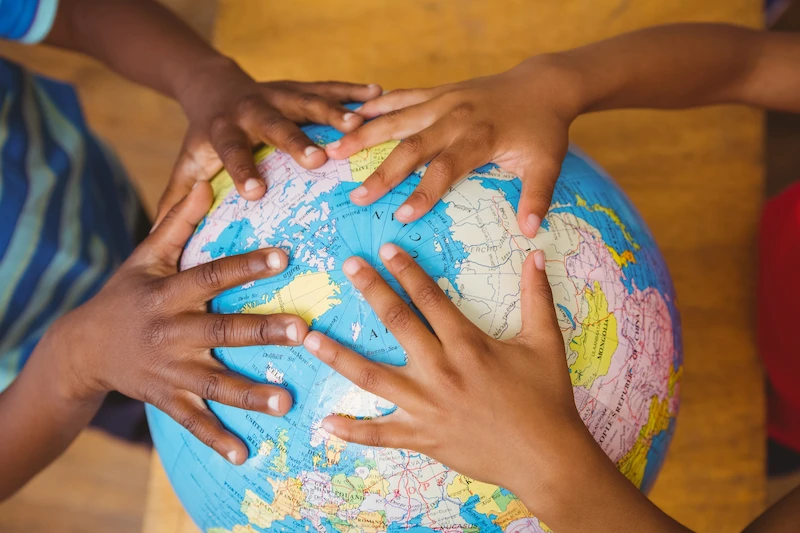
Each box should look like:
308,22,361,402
0,0,799,531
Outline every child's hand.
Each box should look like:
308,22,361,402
156,60,382,223
324,58,581,237
302,244,590,499
57,183,308,464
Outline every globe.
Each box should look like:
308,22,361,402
146,119,683,533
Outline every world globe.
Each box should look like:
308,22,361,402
146,119,683,533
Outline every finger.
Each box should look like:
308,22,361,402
325,101,443,160
270,90,364,133
348,128,446,208
154,392,248,465
248,107,327,169
208,119,267,201
304,332,408,402
515,157,562,238
177,363,293,416
357,87,450,119
139,182,213,267
516,250,560,344
164,247,289,304
283,81,382,103
394,137,491,223
378,243,476,340
320,413,411,449
154,151,199,228
343,256,437,350
180,312,307,348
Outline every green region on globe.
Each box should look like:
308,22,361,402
147,115,683,533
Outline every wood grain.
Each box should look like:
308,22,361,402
144,1,766,531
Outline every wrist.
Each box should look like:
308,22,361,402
171,55,254,117
40,315,108,405
512,53,588,122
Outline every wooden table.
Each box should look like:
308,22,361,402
144,1,766,532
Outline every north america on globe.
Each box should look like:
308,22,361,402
146,119,683,533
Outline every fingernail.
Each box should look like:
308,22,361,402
380,243,400,261
534,250,546,271
343,112,357,122
353,105,363,113
268,394,281,413
304,145,321,158
192,181,200,190
304,332,321,351
267,251,282,270
342,257,362,276
227,450,239,464
526,214,541,235
286,323,299,343
327,139,341,150
322,418,335,433
350,186,368,199
368,83,380,90
395,204,414,221
244,178,261,192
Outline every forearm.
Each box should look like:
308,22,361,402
45,0,235,104
514,429,691,533
545,23,800,115
0,323,103,501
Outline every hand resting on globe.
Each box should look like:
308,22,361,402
303,244,691,533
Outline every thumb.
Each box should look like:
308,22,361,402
139,182,213,268
517,250,560,343
321,414,409,450
515,157,561,238
153,150,207,229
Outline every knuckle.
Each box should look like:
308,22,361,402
238,387,256,411
450,100,475,119
140,382,163,406
199,372,221,400
356,366,381,391
217,141,247,166
297,92,323,109
206,314,234,346
382,109,404,125
384,303,412,331
398,134,424,156
416,283,442,308
284,132,309,150
363,428,384,448
258,113,286,135
209,114,231,136
470,120,497,144
254,319,274,345
144,319,170,350
530,186,556,208
428,152,456,177
236,94,264,117
144,282,170,311
409,188,436,208
179,411,201,435
535,283,554,304
358,274,381,297
197,261,224,292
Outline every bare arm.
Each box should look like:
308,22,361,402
563,24,800,113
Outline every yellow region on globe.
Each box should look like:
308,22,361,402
447,475,533,527
241,479,306,529
242,271,342,325
616,393,673,488
569,282,618,388
347,140,400,182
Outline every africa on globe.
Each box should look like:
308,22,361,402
146,119,683,533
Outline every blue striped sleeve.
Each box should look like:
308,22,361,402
0,0,60,44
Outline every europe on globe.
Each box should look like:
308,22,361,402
146,119,683,533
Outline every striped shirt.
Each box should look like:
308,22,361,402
0,0,141,390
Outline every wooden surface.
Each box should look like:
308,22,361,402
144,1,767,532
